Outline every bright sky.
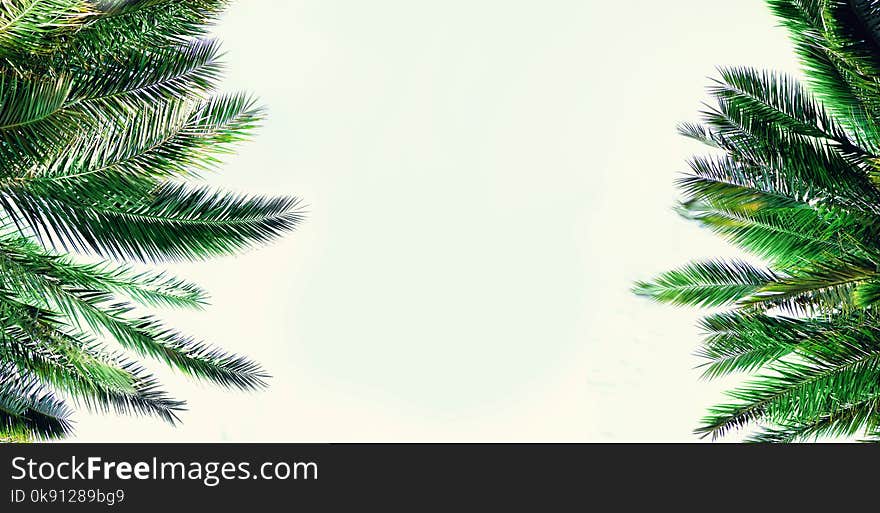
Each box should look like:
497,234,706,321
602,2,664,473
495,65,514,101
73,0,803,442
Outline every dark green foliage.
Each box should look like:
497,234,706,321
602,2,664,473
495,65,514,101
0,1,301,441
635,0,880,441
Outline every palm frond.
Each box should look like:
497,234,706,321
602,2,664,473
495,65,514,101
3,181,304,262
68,38,225,119
0,0,90,58
697,311,804,379
0,363,73,440
711,66,850,143
633,260,777,308
697,327,880,440
70,0,229,58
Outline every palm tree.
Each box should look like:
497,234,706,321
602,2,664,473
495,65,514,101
634,0,880,442
0,1,303,441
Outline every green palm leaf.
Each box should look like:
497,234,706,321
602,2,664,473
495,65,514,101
0,363,73,440
0,0,89,58
633,260,777,308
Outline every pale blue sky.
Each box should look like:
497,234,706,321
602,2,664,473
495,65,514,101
74,0,800,441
